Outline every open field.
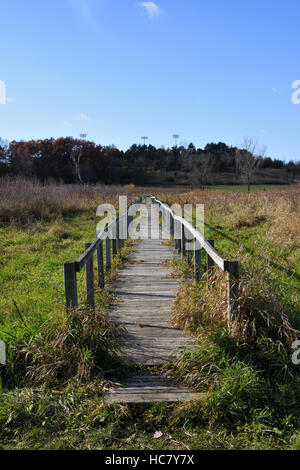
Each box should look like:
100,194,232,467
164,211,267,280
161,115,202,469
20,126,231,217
0,179,299,450
202,184,290,192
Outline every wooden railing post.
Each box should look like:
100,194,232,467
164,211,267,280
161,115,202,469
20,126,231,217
207,240,215,270
146,200,150,240
85,243,95,308
118,218,122,249
119,216,125,249
116,218,121,251
186,229,193,262
127,212,132,238
181,222,187,258
97,240,104,288
194,240,202,281
64,261,78,310
106,226,112,272
112,219,117,256
161,206,165,239
159,206,163,240
226,261,239,322
170,213,174,240
175,219,181,253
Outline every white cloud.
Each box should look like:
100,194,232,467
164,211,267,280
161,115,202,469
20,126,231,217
138,2,162,19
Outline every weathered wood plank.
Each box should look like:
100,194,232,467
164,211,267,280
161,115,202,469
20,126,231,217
109,224,195,364
104,376,204,404
105,200,199,401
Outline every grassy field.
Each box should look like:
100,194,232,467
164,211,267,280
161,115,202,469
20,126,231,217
0,179,299,450
202,184,290,192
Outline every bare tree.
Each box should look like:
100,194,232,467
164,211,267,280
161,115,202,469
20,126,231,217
186,149,215,189
235,137,266,192
71,142,84,184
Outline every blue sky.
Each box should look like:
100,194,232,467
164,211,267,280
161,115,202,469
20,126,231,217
1,0,300,160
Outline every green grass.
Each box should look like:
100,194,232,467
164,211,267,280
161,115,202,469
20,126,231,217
0,212,136,435
1,188,299,450
1,381,297,450
203,211,300,320
0,215,100,348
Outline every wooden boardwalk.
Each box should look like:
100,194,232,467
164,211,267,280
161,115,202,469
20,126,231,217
105,200,200,403
65,196,238,404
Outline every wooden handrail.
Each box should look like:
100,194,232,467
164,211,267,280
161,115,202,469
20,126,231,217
75,216,121,273
149,195,237,273
148,195,239,319
64,197,143,310
64,194,239,320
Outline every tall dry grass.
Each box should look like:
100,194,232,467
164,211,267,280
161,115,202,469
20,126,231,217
172,270,297,346
158,184,300,249
164,184,300,376
0,177,139,224
0,177,185,225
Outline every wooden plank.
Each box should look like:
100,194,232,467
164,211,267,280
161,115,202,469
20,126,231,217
105,393,203,404
104,375,204,404
108,206,196,366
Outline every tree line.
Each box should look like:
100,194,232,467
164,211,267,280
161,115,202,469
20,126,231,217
0,137,299,186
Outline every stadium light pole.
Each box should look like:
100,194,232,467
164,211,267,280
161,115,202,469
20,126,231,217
141,136,148,146
80,134,87,140
173,134,179,147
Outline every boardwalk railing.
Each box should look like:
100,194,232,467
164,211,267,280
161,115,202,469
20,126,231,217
64,194,239,319
149,195,239,319
0,341,5,369
64,197,142,311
